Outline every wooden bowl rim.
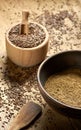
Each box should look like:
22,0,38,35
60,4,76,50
5,22,49,50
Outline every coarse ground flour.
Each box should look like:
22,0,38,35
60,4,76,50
44,68,81,108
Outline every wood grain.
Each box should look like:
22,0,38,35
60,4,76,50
8,102,42,130
20,11,29,35
5,22,49,67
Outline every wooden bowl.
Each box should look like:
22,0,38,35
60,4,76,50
5,22,49,67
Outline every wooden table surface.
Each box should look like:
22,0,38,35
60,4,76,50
0,0,81,129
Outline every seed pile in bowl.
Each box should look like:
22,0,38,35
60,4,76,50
8,23,46,48
44,68,81,108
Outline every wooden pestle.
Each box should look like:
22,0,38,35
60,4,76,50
8,102,42,130
20,11,29,35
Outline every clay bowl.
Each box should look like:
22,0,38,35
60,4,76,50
5,22,49,67
37,50,81,118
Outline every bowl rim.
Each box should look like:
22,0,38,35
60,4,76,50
5,22,49,50
37,50,81,110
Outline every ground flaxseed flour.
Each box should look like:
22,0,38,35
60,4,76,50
44,68,81,108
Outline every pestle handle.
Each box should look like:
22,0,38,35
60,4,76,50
8,102,42,130
20,11,29,35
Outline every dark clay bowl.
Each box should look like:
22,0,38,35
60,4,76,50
37,50,81,118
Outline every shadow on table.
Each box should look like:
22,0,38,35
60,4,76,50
3,57,39,85
22,104,81,130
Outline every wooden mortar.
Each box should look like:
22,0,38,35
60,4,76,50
5,11,49,67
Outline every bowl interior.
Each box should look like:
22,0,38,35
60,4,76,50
39,51,81,86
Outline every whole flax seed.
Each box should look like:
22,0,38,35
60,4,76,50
8,23,45,48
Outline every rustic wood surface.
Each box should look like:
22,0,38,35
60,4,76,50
0,0,81,129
